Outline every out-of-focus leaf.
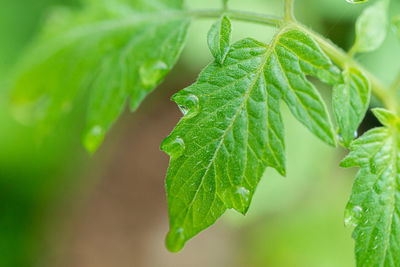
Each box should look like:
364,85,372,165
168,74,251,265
353,0,388,53
10,0,190,153
394,15,400,37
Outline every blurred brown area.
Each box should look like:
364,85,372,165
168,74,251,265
43,68,238,267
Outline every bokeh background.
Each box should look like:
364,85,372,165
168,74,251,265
1,0,400,266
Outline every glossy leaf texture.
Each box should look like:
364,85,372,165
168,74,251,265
353,0,388,53
162,27,340,252
207,15,231,64
10,0,190,153
341,108,400,267
333,68,370,147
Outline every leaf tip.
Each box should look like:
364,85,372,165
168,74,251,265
327,134,338,147
276,166,287,177
371,108,398,127
165,228,186,253
339,157,352,168
82,125,105,154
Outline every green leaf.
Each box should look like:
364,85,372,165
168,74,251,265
207,15,231,65
372,108,398,127
353,0,388,53
333,68,370,147
10,0,190,153
394,15,400,37
162,27,340,252
341,109,400,266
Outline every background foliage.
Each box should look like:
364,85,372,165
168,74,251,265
0,0,400,266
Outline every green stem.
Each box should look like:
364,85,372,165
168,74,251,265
388,71,400,113
222,0,228,11
295,24,395,111
188,8,394,112
284,0,295,21
188,9,282,27
391,71,400,94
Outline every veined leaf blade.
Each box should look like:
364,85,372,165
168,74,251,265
163,28,339,252
342,110,400,266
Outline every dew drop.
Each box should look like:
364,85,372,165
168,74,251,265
173,94,200,118
354,130,358,139
161,136,185,158
344,205,363,227
139,60,168,88
346,0,368,3
235,186,250,202
83,125,105,154
178,105,189,116
11,94,51,125
166,228,185,253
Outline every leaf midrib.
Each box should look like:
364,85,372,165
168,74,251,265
174,28,289,226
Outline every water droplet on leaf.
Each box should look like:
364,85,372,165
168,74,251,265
235,186,250,202
173,94,200,118
83,125,104,154
166,228,185,252
344,205,363,227
139,60,168,88
354,130,358,138
161,136,185,157
346,0,368,3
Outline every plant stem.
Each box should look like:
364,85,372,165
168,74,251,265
391,71,400,94
284,0,295,21
188,9,282,27
388,71,400,113
295,24,395,112
188,8,394,112
222,0,228,11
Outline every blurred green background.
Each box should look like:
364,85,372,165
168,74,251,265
0,0,399,266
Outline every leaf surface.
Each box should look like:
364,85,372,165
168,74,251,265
10,0,190,152
163,28,340,252
333,68,370,147
341,108,400,267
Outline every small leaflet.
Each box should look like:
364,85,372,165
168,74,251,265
207,15,232,65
